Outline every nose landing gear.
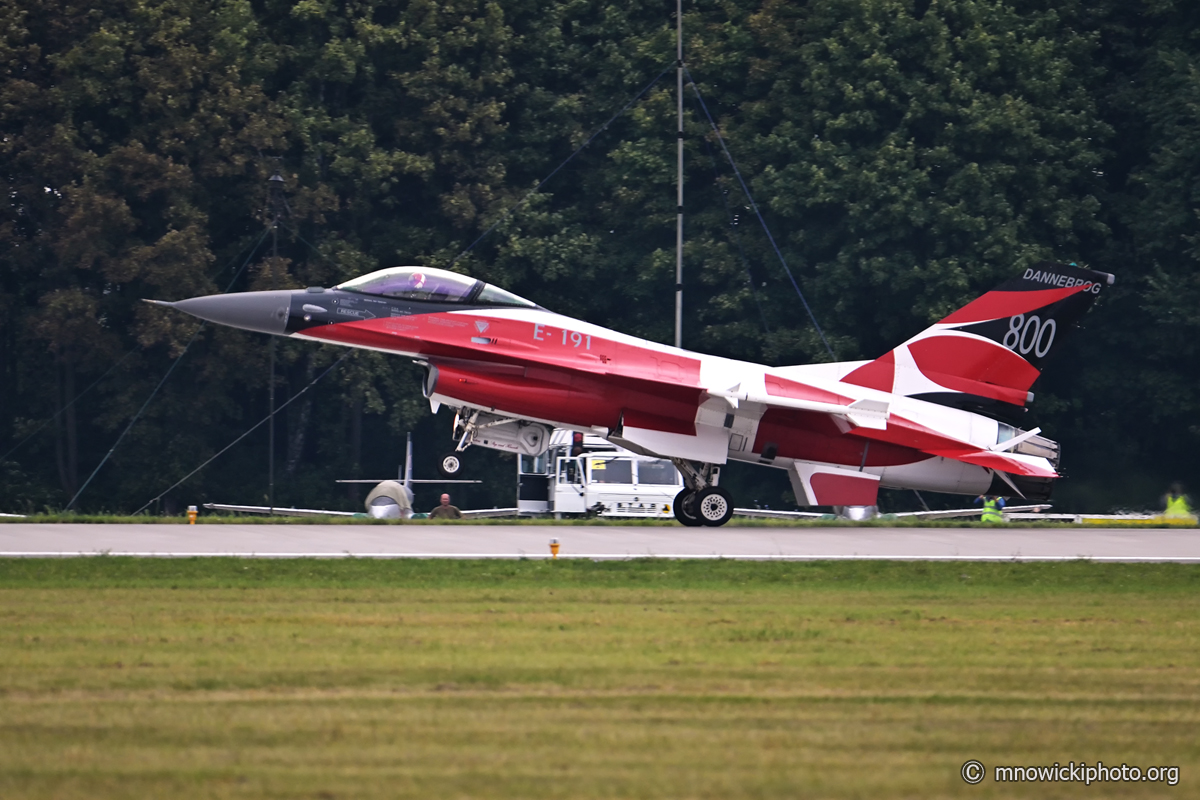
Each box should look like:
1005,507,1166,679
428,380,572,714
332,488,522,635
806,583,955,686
437,452,463,477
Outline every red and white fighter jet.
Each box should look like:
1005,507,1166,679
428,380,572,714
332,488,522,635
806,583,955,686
154,261,1112,526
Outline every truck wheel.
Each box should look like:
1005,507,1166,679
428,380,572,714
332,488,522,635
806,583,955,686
695,486,734,527
672,488,703,527
437,452,462,477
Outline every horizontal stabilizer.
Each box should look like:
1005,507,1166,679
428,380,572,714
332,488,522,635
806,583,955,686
928,449,1058,478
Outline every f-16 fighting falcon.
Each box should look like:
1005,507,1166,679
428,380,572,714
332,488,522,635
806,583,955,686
150,261,1112,526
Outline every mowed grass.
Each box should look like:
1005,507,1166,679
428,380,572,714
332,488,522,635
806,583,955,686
1,559,1198,799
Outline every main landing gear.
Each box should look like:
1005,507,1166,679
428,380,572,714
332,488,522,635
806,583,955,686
670,460,733,527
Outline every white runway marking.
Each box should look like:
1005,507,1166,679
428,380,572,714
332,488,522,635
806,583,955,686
1,523,1198,561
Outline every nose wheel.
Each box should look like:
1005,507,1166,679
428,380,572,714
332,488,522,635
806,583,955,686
437,452,463,477
673,486,734,527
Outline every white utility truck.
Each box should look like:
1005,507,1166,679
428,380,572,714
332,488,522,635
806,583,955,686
517,430,683,518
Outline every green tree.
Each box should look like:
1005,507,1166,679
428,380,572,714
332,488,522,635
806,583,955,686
0,0,285,508
686,0,1109,364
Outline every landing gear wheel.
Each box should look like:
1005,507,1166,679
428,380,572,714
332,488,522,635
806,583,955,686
695,486,734,527
437,452,463,477
673,488,703,527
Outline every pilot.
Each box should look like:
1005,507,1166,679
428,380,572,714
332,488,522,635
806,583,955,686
975,494,1006,523
428,493,463,520
408,271,427,292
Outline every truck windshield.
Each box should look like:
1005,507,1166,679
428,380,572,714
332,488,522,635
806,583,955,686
590,458,633,484
519,454,548,474
637,460,679,485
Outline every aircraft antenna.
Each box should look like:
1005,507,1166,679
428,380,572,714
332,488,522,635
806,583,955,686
449,66,673,268
685,71,836,361
58,224,275,511
267,170,287,514
674,0,684,349
132,355,350,516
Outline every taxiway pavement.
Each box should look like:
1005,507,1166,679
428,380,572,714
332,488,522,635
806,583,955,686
1,523,1198,561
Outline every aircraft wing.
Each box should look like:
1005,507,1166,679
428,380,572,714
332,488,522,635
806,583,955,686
710,386,1051,472
731,508,828,520
460,508,520,518
709,381,1058,482
891,504,1052,519
203,503,360,518
733,504,1051,520
201,503,518,519
710,388,890,431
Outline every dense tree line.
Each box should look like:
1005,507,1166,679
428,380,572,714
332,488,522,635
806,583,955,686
0,0,1195,514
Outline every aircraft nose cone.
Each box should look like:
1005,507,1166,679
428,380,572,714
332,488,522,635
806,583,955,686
170,290,295,335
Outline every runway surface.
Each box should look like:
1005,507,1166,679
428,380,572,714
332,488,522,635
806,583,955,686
1,523,1198,561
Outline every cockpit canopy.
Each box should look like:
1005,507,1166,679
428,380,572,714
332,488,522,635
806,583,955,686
335,266,536,308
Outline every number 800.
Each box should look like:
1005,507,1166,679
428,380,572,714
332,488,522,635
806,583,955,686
1003,313,1056,358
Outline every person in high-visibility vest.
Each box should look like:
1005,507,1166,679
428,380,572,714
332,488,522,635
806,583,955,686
975,494,1006,523
1164,483,1193,519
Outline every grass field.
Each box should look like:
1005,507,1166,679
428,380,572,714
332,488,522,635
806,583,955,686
1,559,1197,798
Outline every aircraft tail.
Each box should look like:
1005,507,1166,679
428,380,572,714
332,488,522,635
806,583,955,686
842,262,1113,414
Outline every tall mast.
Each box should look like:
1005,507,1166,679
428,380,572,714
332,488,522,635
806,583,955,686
268,172,284,515
674,0,684,349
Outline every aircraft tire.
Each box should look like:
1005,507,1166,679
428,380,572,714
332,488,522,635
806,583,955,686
437,452,463,477
672,488,703,527
695,486,734,527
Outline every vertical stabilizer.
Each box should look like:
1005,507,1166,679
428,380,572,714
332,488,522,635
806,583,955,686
843,262,1113,414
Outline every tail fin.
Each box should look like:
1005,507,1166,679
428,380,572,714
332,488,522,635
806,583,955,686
843,262,1114,414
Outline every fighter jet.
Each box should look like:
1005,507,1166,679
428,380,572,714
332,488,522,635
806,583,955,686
150,261,1111,527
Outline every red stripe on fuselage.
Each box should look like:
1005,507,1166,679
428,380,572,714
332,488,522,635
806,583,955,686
751,408,925,468
301,312,702,381
300,312,705,432
764,374,852,405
